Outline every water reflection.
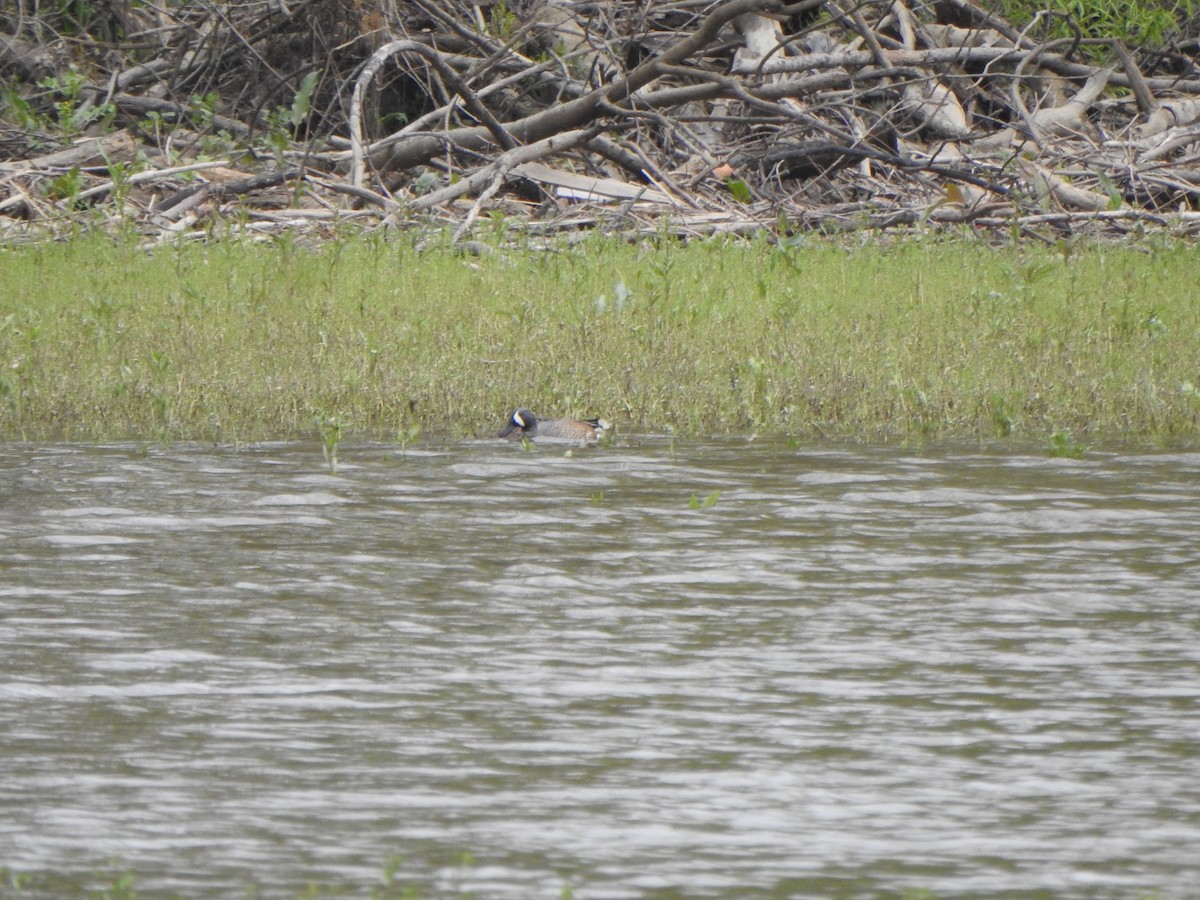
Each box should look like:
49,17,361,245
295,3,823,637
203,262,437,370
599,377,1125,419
2,440,1199,897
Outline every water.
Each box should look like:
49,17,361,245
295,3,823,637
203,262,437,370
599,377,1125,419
2,439,1199,897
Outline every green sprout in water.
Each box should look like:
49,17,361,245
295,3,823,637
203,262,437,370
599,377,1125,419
316,416,341,473
1047,429,1086,458
396,420,422,452
689,489,721,509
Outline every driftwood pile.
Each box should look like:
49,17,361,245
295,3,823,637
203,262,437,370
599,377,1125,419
3,0,1200,244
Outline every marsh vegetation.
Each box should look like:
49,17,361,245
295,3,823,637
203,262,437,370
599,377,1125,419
2,233,1196,445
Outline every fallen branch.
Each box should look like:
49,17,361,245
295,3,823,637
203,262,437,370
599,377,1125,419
403,127,602,217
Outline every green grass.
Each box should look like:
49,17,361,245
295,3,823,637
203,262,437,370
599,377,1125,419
991,0,1197,51
1,230,1198,445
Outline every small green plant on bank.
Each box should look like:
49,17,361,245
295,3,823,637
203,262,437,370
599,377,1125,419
37,69,115,141
107,160,134,216
0,82,46,135
44,166,84,206
486,1,518,39
724,176,754,204
266,70,321,164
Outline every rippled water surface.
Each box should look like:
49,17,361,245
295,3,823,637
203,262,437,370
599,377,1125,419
3,438,1200,897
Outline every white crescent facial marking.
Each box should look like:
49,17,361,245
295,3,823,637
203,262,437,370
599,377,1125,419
513,412,525,427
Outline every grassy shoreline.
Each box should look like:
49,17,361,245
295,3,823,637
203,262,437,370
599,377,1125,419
2,232,1198,447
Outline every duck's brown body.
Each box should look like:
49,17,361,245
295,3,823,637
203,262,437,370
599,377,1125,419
498,408,607,442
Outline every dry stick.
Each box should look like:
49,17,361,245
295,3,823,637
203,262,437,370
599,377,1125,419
152,183,211,223
835,0,890,70
73,159,235,204
598,90,727,183
305,175,402,214
0,178,43,217
588,134,695,207
935,0,1037,49
107,58,176,93
203,0,290,96
350,40,519,188
400,127,602,221
387,48,595,143
1111,42,1156,118
971,209,1193,227
1009,36,1104,149
609,0,809,104
755,44,1019,75
600,189,657,236
6,132,136,171
730,141,1013,198
1136,172,1200,203
1138,127,1200,163
25,1,1197,239
586,134,649,180
155,169,299,216
749,41,1200,94
111,92,252,136
102,0,307,100
451,173,508,245
447,2,589,99
0,32,59,80
409,0,504,59
633,63,844,188
653,63,796,121
369,0,787,175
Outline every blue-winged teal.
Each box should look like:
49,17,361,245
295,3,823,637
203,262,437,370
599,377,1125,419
498,408,608,442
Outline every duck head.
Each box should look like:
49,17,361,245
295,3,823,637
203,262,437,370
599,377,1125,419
498,408,537,439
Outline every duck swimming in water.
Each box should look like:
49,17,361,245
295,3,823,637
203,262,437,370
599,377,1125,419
498,408,608,443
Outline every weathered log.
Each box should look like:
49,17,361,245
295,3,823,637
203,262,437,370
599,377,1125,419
13,132,139,171
0,33,58,81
